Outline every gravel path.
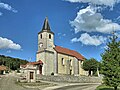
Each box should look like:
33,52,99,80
0,74,38,90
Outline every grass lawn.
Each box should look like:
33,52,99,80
16,81,57,89
96,85,120,90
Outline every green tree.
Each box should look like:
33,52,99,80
101,33,120,90
83,58,99,76
0,55,28,70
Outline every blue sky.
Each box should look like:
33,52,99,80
0,0,120,61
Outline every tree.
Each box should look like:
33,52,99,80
101,33,120,90
0,55,28,70
83,58,99,76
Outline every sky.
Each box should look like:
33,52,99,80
0,0,120,61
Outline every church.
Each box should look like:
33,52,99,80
36,17,88,76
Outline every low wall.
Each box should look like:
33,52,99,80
36,75,102,83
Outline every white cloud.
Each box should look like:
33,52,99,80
71,37,79,42
70,6,120,34
0,12,2,16
71,33,107,46
0,37,21,50
0,2,17,13
65,0,120,7
58,33,66,37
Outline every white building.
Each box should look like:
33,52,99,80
20,60,43,82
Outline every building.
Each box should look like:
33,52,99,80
36,17,88,76
20,60,43,82
0,65,7,75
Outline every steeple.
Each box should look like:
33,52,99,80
39,17,54,34
42,17,51,30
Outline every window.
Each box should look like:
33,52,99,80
62,58,64,65
40,34,42,39
70,60,72,66
49,34,51,39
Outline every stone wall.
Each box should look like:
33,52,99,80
36,75,102,83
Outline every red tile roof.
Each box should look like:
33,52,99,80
27,60,43,65
0,66,7,71
54,46,85,60
20,60,43,68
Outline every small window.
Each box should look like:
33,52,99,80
70,60,72,66
62,58,64,65
41,34,42,39
49,34,51,39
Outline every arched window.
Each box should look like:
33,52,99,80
62,58,64,65
41,34,42,39
49,34,51,39
70,60,72,66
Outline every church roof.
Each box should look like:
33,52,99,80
38,17,54,34
42,17,50,30
54,46,85,61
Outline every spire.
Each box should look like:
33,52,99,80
42,17,50,30
38,17,54,34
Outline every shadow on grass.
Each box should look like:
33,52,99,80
98,88,114,90
96,85,112,90
96,85,120,90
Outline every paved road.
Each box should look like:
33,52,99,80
53,84,100,90
43,82,100,90
0,74,38,90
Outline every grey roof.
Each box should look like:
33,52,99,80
42,17,50,30
38,17,54,34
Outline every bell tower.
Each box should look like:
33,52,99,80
36,17,55,75
37,17,54,52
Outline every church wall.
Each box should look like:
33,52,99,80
79,60,83,75
79,60,88,76
38,32,54,51
45,52,54,75
57,53,76,75
54,51,58,75
36,52,46,75
38,32,47,50
73,57,79,76
36,51,54,75
36,52,45,61
46,33,55,51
